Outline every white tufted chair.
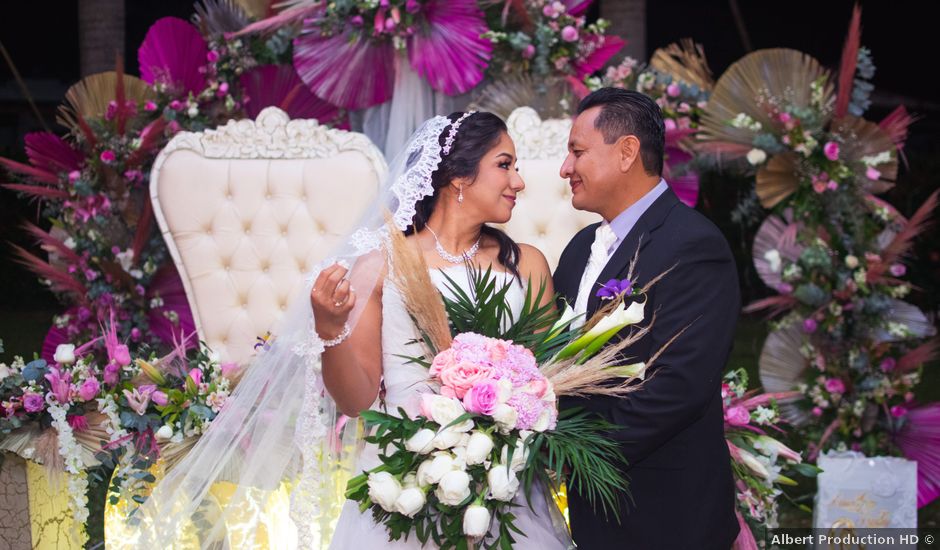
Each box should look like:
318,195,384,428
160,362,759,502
150,107,387,366
499,107,600,270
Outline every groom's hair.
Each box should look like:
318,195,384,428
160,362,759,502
577,88,665,177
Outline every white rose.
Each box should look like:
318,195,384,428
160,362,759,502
463,504,491,537
435,470,471,506
0,363,12,381
405,428,436,454
465,432,495,465
394,487,427,517
155,425,174,440
486,464,520,502
54,344,76,365
402,472,418,489
491,403,518,433
422,394,473,432
418,453,455,485
367,471,402,512
763,249,782,273
532,408,553,432
746,148,767,165
499,439,530,472
432,427,465,450
845,255,859,269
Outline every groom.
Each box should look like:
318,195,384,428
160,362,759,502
553,88,740,549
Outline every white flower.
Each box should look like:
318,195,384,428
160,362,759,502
500,438,531,472
54,344,76,365
435,470,471,506
432,427,465,450
418,452,455,486
746,148,767,165
486,464,520,502
844,255,859,269
394,487,427,517
763,250,782,273
465,431,495,465
738,448,772,480
405,428,436,454
463,504,491,537
0,363,11,381
491,403,518,433
187,105,199,118
532,408,553,432
367,471,402,512
155,425,174,440
402,472,418,489
422,394,473,432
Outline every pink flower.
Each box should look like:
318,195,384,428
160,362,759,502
823,141,840,161
429,349,455,377
67,414,89,431
522,378,550,399
866,166,881,180
890,405,908,418
151,390,168,407
23,393,45,413
880,358,897,372
188,368,203,386
561,25,579,42
99,150,116,164
112,344,131,367
144,100,158,112
169,100,183,111
104,363,120,385
45,368,71,403
522,44,536,59
542,4,556,17
440,362,493,399
664,118,677,131
812,406,823,417
724,405,751,426
824,378,846,394
827,180,838,191
406,0,420,14
123,385,156,415
778,112,792,124
802,318,818,333
721,383,731,399
207,50,220,63
351,15,364,26
78,378,100,401
889,263,906,277
68,170,81,183
463,379,500,415
666,83,681,97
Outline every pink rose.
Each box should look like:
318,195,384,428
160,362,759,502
778,112,792,124
664,118,677,131
68,170,81,183
890,405,908,418
812,406,823,417
802,318,818,333
440,362,492,399
561,25,579,42
522,378,549,399
78,378,100,401
824,378,845,394
429,349,456,377
522,44,535,59
23,393,45,413
724,405,751,426
144,100,158,112
823,141,840,161
666,83,681,97
207,50,220,63
99,150,116,164
879,358,896,372
463,379,500,415
889,263,906,277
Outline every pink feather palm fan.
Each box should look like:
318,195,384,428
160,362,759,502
138,17,209,97
894,402,940,507
240,64,343,123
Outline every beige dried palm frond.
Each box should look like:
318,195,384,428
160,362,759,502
758,322,810,426
57,71,155,134
71,410,113,466
469,74,575,120
160,437,198,473
831,115,898,192
755,152,801,208
699,48,834,148
0,425,42,461
386,220,452,354
650,39,713,92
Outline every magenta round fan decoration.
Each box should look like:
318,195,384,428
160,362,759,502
293,28,395,110
146,265,196,349
138,17,209,97
407,0,492,96
894,402,940,507
563,0,595,16
41,318,71,364
240,64,343,123
25,132,84,176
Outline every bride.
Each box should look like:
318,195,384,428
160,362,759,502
129,112,572,549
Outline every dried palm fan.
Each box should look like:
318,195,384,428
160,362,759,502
234,0,273,19
758,322,810,426
830,115,898,193
193,0,251,35
755,151,801,209
699,48,834,150
873,299,937,344
71,410,114,466
469,73,576,120
752,213,803,291
0,425,42,462
649,39,713,92
57,72,155,135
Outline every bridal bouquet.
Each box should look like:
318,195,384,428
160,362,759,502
343,233,671,549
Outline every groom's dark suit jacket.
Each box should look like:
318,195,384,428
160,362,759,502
553,189,740,550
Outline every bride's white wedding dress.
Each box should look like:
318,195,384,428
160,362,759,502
328,266,572,549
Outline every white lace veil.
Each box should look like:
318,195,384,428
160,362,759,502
129,115,454,549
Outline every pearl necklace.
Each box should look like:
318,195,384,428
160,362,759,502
425,225,482,264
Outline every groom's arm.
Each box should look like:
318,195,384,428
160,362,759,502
581,228,740,466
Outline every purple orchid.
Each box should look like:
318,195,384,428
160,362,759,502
596,278,634,300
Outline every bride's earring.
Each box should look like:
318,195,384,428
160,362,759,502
457,185,464,204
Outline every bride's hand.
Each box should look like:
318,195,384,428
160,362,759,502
310,263,357,340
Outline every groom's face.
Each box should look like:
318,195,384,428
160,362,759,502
560,107,625,217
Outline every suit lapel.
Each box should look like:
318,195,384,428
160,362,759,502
586,189,680,314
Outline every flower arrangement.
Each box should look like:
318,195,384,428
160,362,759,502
698,8,939,507
0,315,236,529
484,0,623,81
342,233,679,548
721,370,818,549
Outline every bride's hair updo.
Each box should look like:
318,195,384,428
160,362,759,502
407,111,521,278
